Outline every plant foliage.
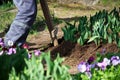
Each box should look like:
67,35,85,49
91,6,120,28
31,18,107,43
9,52,72,80
62,7,120,46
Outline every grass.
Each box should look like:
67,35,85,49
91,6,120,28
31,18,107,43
99,0,120,7
0,1,15,12
0,12,15,32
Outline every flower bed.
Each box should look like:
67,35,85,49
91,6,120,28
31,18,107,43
0,7,120,80
1,38,120,80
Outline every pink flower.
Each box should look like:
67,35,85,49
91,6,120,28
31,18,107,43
97,62,107,70
7,48,16,55
34,50,41,56
97,58,110,70
22,43,29,49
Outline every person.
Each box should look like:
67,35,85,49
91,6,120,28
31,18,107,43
4,0,37,47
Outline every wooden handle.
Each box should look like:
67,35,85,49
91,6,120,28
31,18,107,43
39,0,58,46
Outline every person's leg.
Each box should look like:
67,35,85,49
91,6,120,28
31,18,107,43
4,0,37,47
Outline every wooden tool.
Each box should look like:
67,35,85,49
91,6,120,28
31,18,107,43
39,0,58,46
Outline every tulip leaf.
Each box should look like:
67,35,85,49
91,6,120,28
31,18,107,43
88,36,99,43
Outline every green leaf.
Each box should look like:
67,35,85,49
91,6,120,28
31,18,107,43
108,35,112,43
84,32,89,39
77,36,84,45
88,36,99,43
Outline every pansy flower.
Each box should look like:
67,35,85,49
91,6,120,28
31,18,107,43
97,58,110,70
28,53,32,59
0,38,4,47
87,56,95,64
34,50,41,56
7,47,16,55
111,56,120,66
78,62,87,73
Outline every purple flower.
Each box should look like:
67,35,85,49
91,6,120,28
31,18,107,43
28,53,32,59
97,62,106,70
86,63,92,72
0,38,4,47
34,50,41,56
111,60,120,66
97,58,110,70
7,48,16,55
0,38,3,42
91,62,97,68
78,62,87,73
111,56,120,66
111,56,119,61
87,56,95,64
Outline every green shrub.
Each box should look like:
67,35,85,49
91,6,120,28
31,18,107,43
0,47,28,80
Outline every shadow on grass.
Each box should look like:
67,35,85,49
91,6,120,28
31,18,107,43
29,16,81,34
0,32,5,38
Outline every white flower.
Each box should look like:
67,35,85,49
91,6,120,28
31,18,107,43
78,62,87,73
8,40,13,46
112,60,119,66
103,58,110,65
